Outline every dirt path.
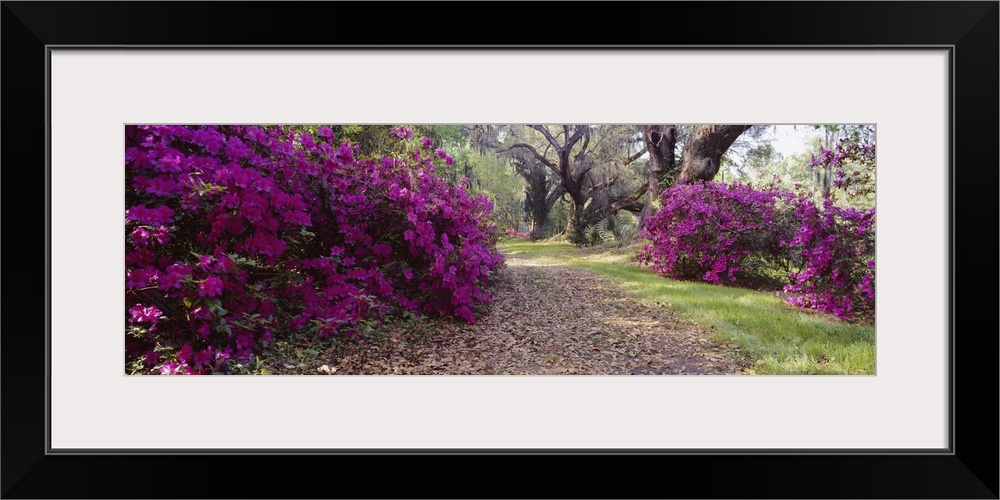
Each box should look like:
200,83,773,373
311,248,751,375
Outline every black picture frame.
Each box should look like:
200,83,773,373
3,2,996,498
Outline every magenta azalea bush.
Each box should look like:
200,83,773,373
125,125,502,374
782,198,875,320
639,176,875,320
788,138,876,318
637,182,798,284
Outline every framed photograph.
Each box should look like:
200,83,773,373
3,2,996,498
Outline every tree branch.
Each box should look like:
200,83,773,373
573,127,591,162
506,143,558,173
545,184,566,211
623,147,648,165
530,125,562,151
610,181,650,213
565,125,589,150
585,175,619,195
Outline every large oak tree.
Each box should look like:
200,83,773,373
677,125,753,182
508,125,647,244
495,124,753,244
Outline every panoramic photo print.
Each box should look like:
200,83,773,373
125,124,875,375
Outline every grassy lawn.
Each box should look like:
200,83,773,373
499,240,875,375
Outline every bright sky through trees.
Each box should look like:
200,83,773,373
764,125,822,158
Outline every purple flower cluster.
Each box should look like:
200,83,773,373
809,138,875,198
389,126,413,139
125,125,502,374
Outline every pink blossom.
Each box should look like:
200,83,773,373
198,276,224,297
128,304,162,323
192,349,213,369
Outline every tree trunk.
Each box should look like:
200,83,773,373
644,125,678,183
527,194,548,240
528,194,557,240
678,125,751,183
820,127,834,199
524,171,548,240
521,166,565,240
640,125,678,222
564,192,588,245
529,217,545,240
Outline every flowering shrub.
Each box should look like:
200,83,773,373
637,182,798,284
785,138,876,319
125,125,502,374
782,199,875,320
639,175,875,320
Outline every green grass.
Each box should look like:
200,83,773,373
498,240,875,375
